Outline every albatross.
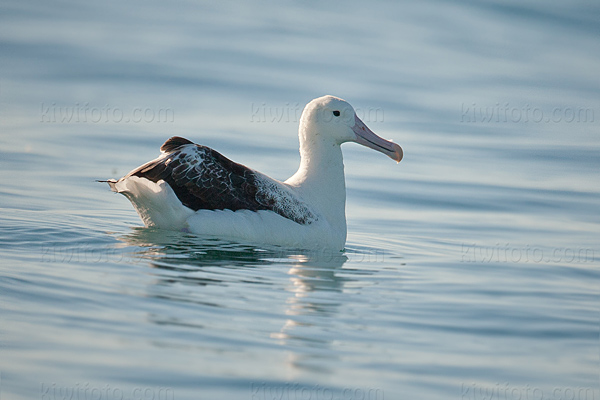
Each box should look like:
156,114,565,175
105,95,402,250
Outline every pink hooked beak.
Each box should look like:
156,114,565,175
352,115,403,162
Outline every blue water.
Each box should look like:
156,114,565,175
1,1,599,399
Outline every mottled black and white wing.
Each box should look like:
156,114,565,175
121,136,316,225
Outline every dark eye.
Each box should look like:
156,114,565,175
332,110,340,117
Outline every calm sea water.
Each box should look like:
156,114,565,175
1,1,599,399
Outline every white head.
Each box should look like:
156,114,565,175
299,95,403,162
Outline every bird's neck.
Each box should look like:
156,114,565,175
286,135,347,233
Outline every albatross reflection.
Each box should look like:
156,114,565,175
115,228,373,374
268,251,353,374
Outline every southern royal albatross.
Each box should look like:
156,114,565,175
105,95,402,250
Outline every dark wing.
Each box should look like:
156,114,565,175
125,136,316,225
